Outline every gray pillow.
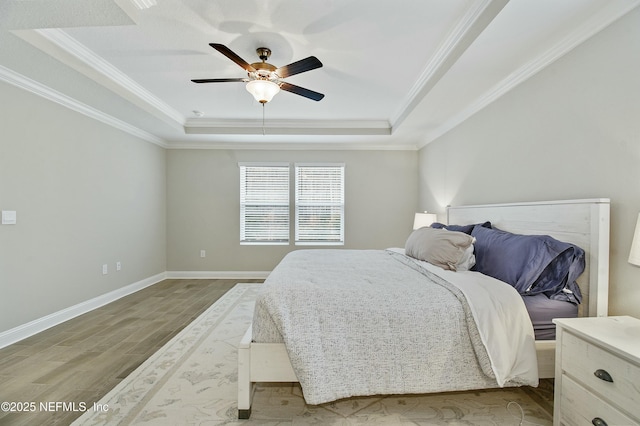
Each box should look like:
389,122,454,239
405,227,475,271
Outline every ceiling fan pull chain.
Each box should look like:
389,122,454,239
262,103,265,136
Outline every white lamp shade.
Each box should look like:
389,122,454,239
246,80,280,103
629,213,640,266
413,212,437,230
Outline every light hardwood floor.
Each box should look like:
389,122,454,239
0,279,262,426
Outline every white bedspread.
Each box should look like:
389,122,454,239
252,249,537,404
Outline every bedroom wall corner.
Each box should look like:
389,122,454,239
0,80,167,337
416,7,640,318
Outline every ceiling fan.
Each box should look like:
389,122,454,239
192,43,325,104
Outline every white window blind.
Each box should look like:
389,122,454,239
295,164,344,245
239,164,289,244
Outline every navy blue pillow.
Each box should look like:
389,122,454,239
471,226,584,304
431,221,492,235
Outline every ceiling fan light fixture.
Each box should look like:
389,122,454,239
246,79,280,104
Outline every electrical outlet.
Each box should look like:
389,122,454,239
102,264,108,275
200,250,206,258
116,261,122,271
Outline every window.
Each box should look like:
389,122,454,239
239,162,345,246
295,164,345,245
239,163,289,245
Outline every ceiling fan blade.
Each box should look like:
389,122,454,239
276,56,323,78
280,82,324,101
209,43,256,73
191,78,248,83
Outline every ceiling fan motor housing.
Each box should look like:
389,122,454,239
256,47,271,61
250,48,278,81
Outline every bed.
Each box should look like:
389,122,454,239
238,198,610,419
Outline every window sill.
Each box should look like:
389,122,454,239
295,242,345,246
240,241,290,246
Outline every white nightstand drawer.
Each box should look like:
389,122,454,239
561,331,640,420
559,376,637,426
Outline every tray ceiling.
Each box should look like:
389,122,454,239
0,0,637,149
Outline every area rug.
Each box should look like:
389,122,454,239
72,283,553,425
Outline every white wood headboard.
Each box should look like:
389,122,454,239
447,199,610,317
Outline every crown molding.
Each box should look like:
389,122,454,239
0,65,168,147
390,0,507,131
166,141,418,151
417,0,640,148
17,28,185,129
184,118,391,136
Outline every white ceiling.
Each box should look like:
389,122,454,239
0,0,638,149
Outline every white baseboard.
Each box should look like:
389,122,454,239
0,272,167,349
0,271,269,349
166,271,270,279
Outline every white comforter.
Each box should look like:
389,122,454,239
252,249,538,404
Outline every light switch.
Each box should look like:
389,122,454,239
2,210,16,225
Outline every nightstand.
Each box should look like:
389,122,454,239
553,316,640,426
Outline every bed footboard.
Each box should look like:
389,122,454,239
237,326,298,419
237,326,254,419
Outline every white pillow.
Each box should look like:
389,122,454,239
455,244,476,271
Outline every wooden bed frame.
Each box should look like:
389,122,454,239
237,198,610,419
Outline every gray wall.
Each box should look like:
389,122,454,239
167,149,417,272
0,81,167,334
417,9,640,317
